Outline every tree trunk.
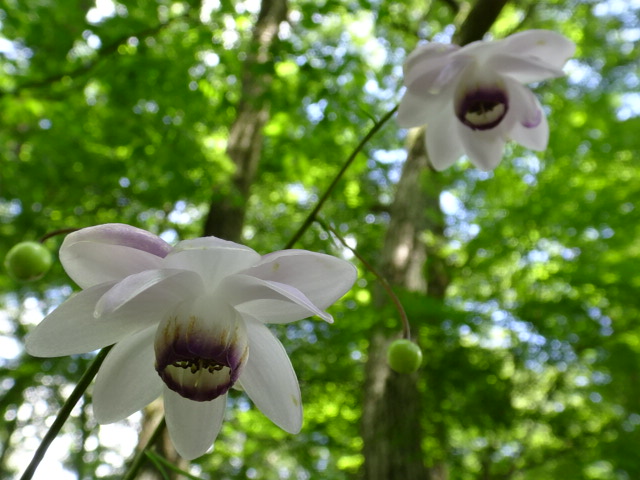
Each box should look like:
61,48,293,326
360,1,509,477
203,0,287,241
361,128,446,480
131,1,288,477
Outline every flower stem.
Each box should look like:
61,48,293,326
122,417,167,480
285,104,398,249
39,228,80,244
316,217,412,340
19,346,112,480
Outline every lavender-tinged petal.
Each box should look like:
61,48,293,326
62,224,172,258
164,387,227,460
93,325,163,423
61,242,167,289
238,317,302,433
510,109,549,151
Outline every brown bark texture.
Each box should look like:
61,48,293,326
360,0,509,478
203,0,287,241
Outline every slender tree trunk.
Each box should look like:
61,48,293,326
360,1,509,477
203,0,287,241
361,128,447,480
132,1,288,477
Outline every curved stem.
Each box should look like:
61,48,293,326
39,228,79,244
285,104,398,249
20,346,112,480
316,217,412,340
122,417,167,480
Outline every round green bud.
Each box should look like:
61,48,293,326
4,241,53,282
387,339,423,374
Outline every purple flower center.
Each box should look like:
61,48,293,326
456,88,509,131
155,312,248,402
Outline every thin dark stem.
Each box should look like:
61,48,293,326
122,417,167,480
19,346,112,480
316,217,412,340
285,104,398,249
39,228,80,243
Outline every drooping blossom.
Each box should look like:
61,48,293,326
397,30,575,171
26,224,356,459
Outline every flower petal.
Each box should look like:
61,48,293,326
222,274,333,324
504,79,549,150
238,250,356,310
500,30,576,70
25,283,150,356
487,30,575,83
403,43,463,94
93,325,162,423
425,113,465,171
60,224,171,289
510,107,549,151
397,89,451,129
163,237,261,292
457,124,507,172
164,386,227,460
238,317,302,434
94,268,204,318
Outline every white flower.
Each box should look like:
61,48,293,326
26,224,356,460
397,30,575,171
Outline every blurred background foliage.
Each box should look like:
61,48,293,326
1,0,639,479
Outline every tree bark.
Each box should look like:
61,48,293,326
361,128,446,480
203,0,287,241
360,1,509,478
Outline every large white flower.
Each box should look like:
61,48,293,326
25,224,357,460
397,30,575,171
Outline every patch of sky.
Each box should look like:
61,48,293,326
617,93,640,120
565,59,603,90
168,200,202,225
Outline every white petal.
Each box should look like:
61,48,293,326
238,250,356,310
238,318,302,433
222,274,333,324
458,124,507,171
505,79,549,150
93,325,162,423
397,89,451,129
163,237,261,292
25,283,149,356
488,54,567,84
510,109,549,151
60,224,171,288
397,91,430,128
425,113,465,171
500,30,576,70
403,43,464,94
505,79,543,128
95,268,204,318
164,387,226,460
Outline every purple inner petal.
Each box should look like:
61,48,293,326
456,88,509,131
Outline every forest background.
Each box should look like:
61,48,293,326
1,0,640,479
